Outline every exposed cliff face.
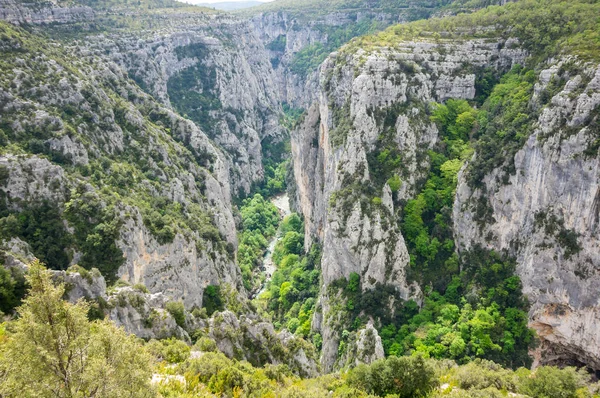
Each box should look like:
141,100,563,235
0,0,94,25
454,62,600,369
0,21,242,310
80,14,285,195
248,4,451,109
292,38,526,371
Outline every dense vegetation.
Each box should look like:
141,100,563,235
237,194,280,291
345,0,600,63
397,98,533,368
325,92,535,368
256,214,322,343
1,267,598,397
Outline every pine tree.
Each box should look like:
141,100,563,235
0,260,154,398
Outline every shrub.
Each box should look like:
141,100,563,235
166,301,186,328
518,366,589,398
202,285,224,316
347,355,437,397
194,337,218,353
147,338,191,364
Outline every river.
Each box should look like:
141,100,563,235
254,193,291,298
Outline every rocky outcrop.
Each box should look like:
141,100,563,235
48,265,319,375
192,310,319,377
454,61,600,370
0,0,94,25
292,38,526,371
87,15,285,194
0,25,242,311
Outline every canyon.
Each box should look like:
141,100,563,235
0,0,599,378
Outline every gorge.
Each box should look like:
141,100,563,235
0,0,600,396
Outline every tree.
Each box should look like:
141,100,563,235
347,355,436,397
0,260,153,398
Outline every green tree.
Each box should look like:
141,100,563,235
0,260,153,398
347,355,436,397
519,366,589,398
0,266,26,314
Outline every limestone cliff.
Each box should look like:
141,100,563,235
292,38,525,371
0,0,94,25
454,61,600,369
79,12,285,195
247,1,456,109
0,20,241,311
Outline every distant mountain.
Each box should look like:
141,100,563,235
192,1,264,10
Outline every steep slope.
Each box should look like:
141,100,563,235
0,20,241,308
292,0,600,372
0,0,94,25
245,0,458,108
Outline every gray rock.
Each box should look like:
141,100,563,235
454,62,600,370
292,37,525,372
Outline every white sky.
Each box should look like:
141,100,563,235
185,0,274,3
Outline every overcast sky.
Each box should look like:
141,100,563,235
183,0,275,3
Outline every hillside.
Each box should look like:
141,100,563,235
292,0,600,374
1,0,600,396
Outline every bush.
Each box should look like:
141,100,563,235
194,337,218,353
0,266,26,314
202,285,224,316
166,301,186,328
451,359,517,391
147,338,191,364
347,355,436,397
518,366,590,398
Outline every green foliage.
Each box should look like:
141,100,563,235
290,42,329,78
193,336,218,353
0,201,72,271
0,266,26,315
347,355,437,397
357,97,534,369
237,194,281,290
154,349,599,397
518,366,591,398
379,248,533,369
147,337,191,364
347,0,600,63
167,43,221,135
387,175,402,192
402,99,475,291
64,188,125,283
267,34,287,52
280,104,305,132
367,146,403,188
467,66,535,188
534,211,582,260
202,285,224,316
258,216,320,339
166,301,186,328
0,260,153,397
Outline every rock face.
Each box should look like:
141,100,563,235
354,323,385,366
90,15,285,194
454,62,600,370
192,310,319,377
248,6,445,109
0,22,242,312
0,0,94,25
291,38,526,371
